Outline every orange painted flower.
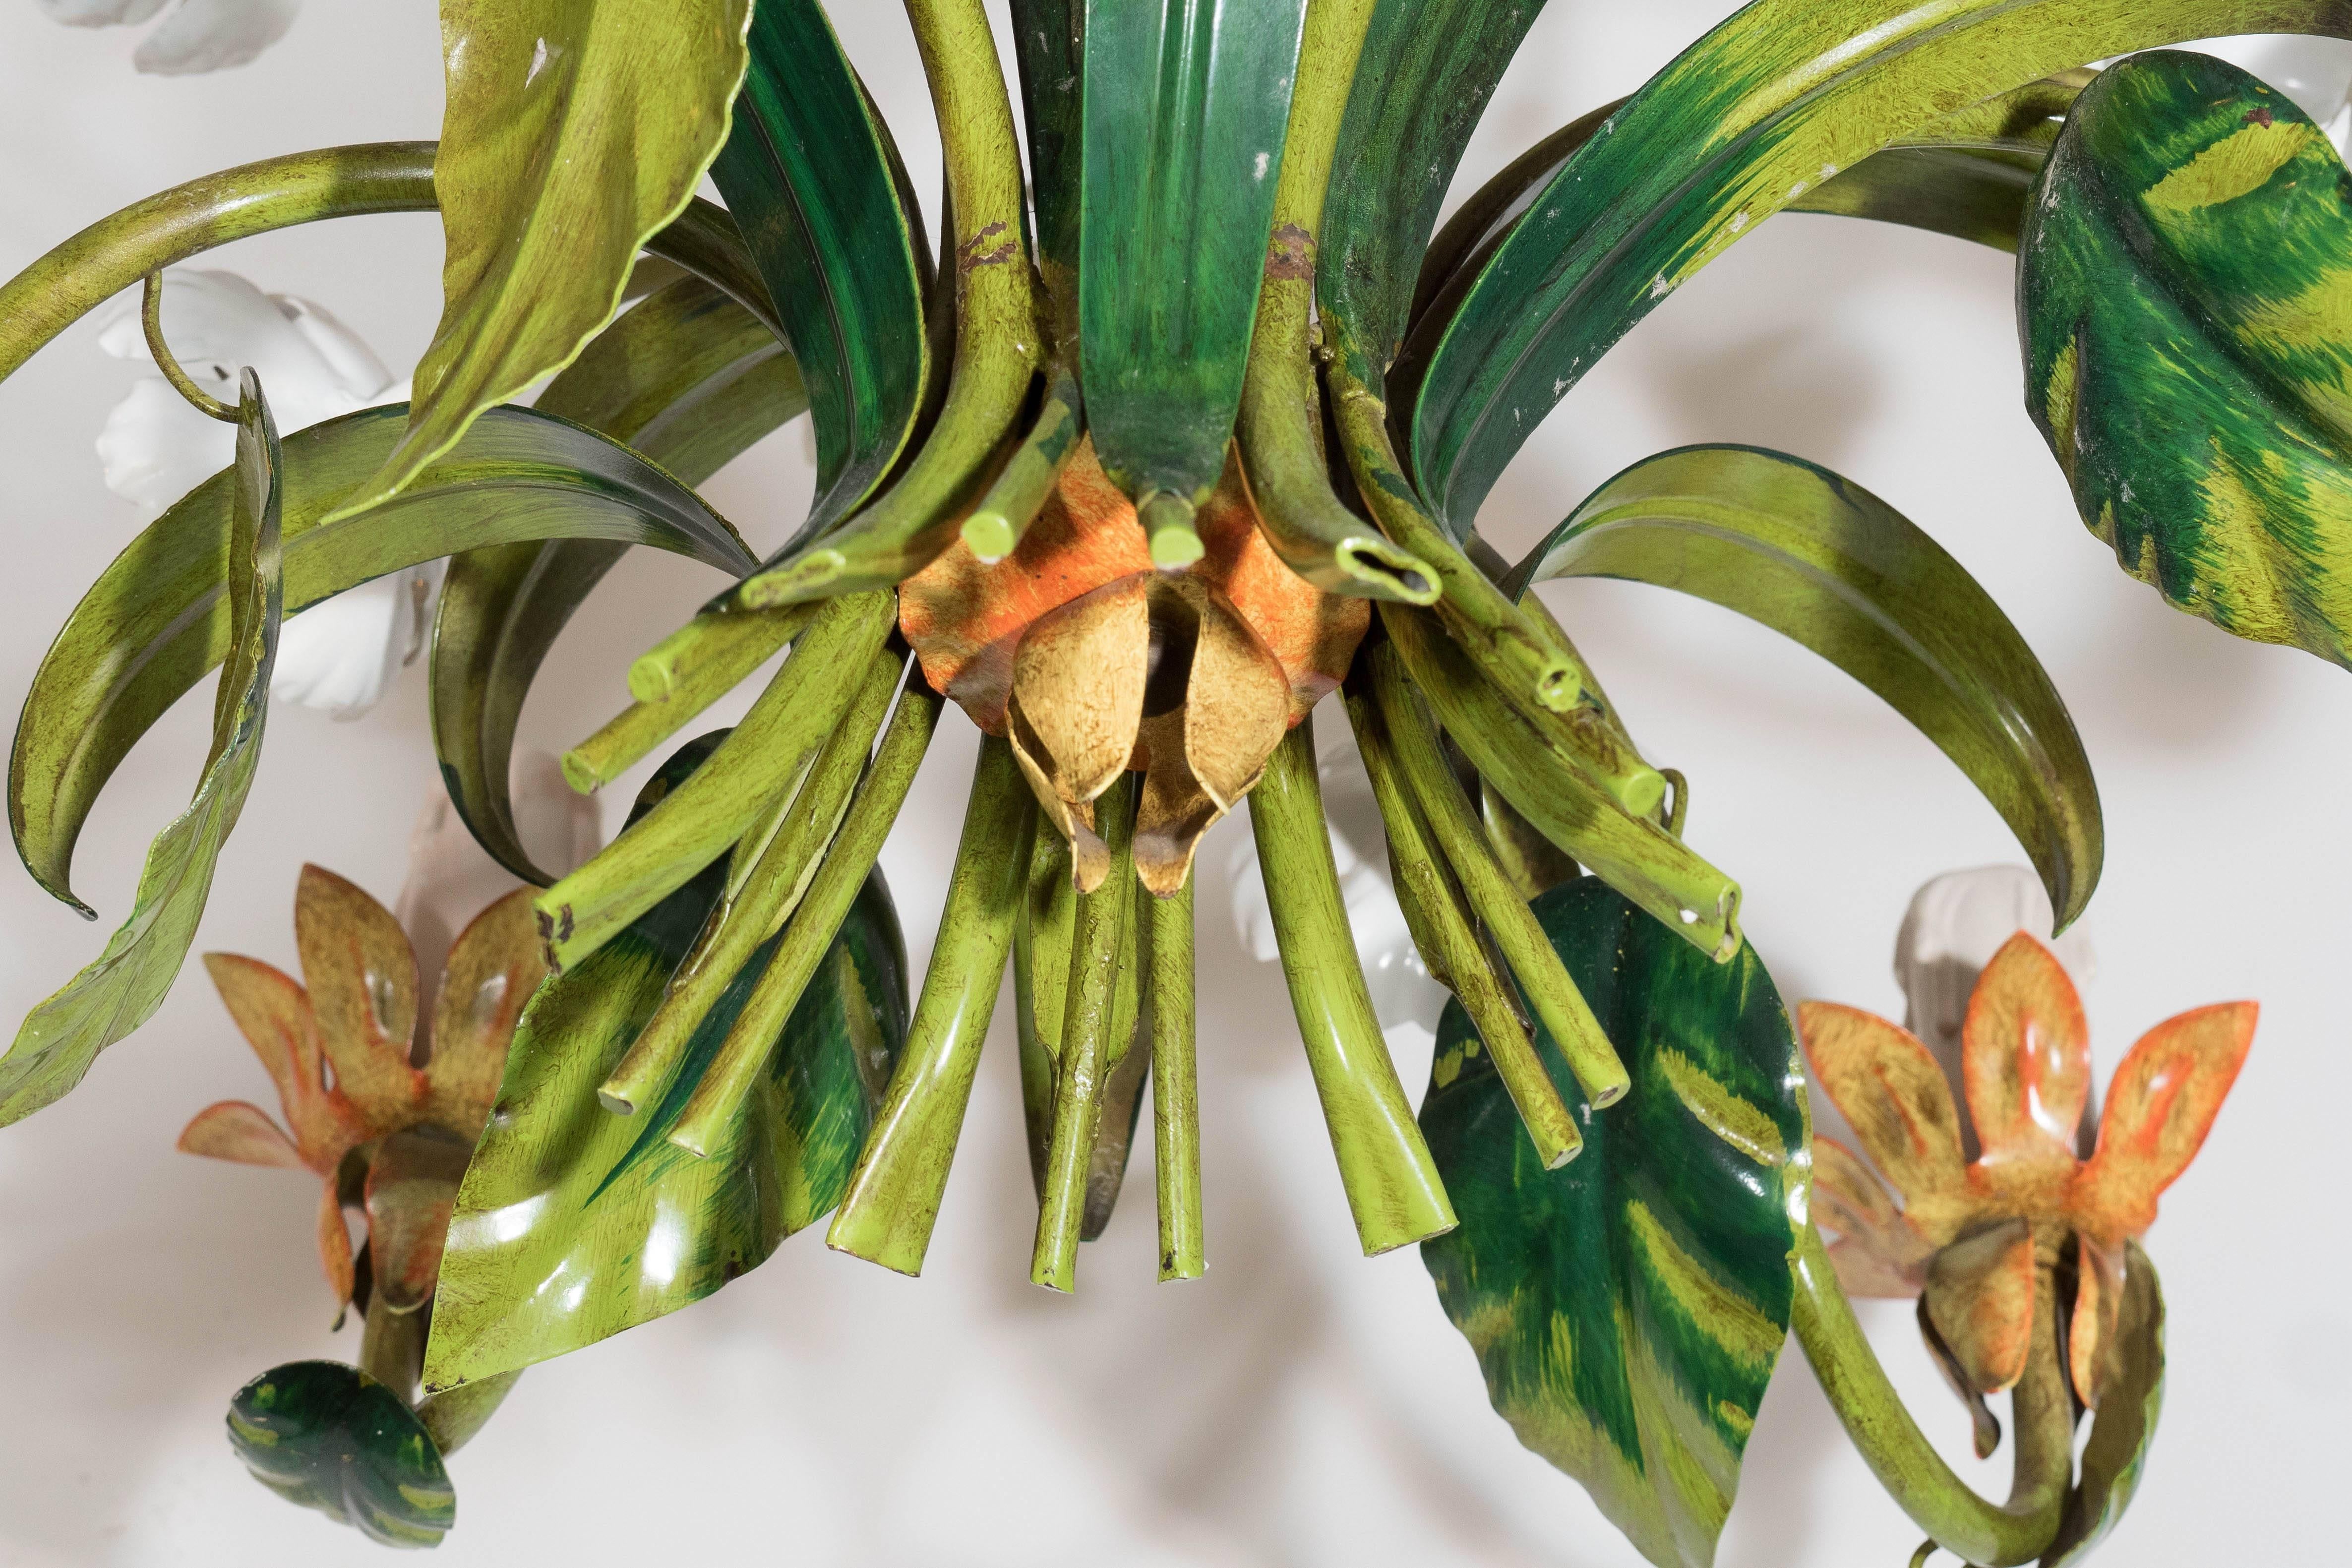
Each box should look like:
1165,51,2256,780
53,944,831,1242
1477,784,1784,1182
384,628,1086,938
178,866,544,1317
1801,932,2252,1443
900,436,1366,894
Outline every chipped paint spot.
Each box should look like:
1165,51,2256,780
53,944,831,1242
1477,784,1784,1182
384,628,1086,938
1253,150,1270,181
957,221,1018,273
1264,223,1315,280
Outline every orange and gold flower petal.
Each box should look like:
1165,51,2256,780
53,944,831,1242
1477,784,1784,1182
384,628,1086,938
900,437,1152,733
1963,932,2090,1168
1922,1217,2038,1396
177,1100,307,1171
2073,1000,2255,1241
1007,574,1152,892
363,1127,473,1315
1799,1002,1970,1235
201,951,354,1174
295,864,427,1130
317,1179,355,1311
422,888,546,1140
1192,451,1368,720
1811,1135,1934,1298
2068,1232,2127,1409
1132,577,1291,896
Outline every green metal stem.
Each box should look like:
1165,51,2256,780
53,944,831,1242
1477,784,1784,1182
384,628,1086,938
597,653,902,1115
735,0,1042,605
1031,776,1138,1292
415,1370,521,1457
1248,719,1455,1253
670,677,943,1156
1346,681,1582,1169
961,368,1083,561
1141,491,1206,572
1149,879,1204,1281
1792,1224,2072,1567
533,590,897,972
1369,643,1629,1108
358,1303,426,1407
629,604,813,704
828,736,1037,1274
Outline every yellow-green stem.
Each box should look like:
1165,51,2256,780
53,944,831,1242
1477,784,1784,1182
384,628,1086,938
961,369,1082,561
629,604,813,704
827,737,1036,1273
1150,880,1204,1281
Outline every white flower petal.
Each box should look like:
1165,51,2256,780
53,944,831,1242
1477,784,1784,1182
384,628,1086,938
269,563,442,719
97,270,376,431
95,376,237,518
132,0,298,74
276,293,395,401
38,0,171,26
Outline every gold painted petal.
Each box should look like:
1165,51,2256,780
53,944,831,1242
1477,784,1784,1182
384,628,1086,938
1133,710,1217,898
900,436,1153,733
1193,447,1369,720
363,1126,472,1315
1798,1002,1969,1223
201,952,351,1173
1008,574,1150,891
1916,1298,2005,1461
1962,932,2091,1167
177,1100,307,1171
2073,1000,2256,1240
422,888,545,1141
317,1178,355,1311
295,864,426,1128
1811,1135,1932,1298
2069,1231,2128,1409
1177,579,1291,808
1923,1218,2038,1396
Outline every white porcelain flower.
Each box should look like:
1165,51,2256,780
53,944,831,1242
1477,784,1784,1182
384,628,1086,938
95,267,435,718
38,0,298,74
1227,741,1450,1053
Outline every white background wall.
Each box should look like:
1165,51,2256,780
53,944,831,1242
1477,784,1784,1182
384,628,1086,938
2,5,2346,1566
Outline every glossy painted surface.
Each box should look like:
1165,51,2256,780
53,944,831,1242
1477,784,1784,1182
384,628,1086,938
228,1360,454,1548
714,0,925,545
1403,1,2352,537
11,400,754,934
2043,1244,2165,1568
1080,0,1308,507
1511,442,2102,930
2022,49,2352,667
1420,877,1808,1568
428,739,909,1391
0,371,280,1125
344,0,753,520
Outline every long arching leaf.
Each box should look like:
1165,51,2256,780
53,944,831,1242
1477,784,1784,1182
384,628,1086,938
12,405,754,922
2021,49,2352,668
1509,444,2101,930
714,0,929,542
1403,0,2352,537
1080,0,1309,514
1421,877,1809,1568
425,741,909,1391
0,372,282,1126
431,277,805,884
338,0,756,518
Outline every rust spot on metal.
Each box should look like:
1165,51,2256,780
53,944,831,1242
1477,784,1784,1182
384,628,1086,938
1265,222,1315,280
2244,107,2276,128
958,221,1018,272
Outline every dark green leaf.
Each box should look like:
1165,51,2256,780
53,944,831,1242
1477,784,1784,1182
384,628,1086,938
2043,1243,2165,1567
1011,0,1084,289
227,1360,453,1548
12,402,753,920
425,740,909,1390
714,0,929,540
1420,877,1809,1568
2022,49,2352,666
340,0,755,517
1509,443,2100,929
1318,0,1546,386
1402,1,2352,536
1080,0,1309,502
431,276,804,884
0,373,282,1127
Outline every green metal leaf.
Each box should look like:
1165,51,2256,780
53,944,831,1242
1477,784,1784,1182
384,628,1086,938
339,0,755,518
2042,1243,2164,1568
0,373,282,1128
714,0,930,542
1317,0,1546,388
1079,0,1309,507
1011,0,1084,294
12,402,753,925
425,738,910,1391
1420,877,1810,1568
1509,443,2100,930
2021,49,2352,667
431,276,805,884
228,1360,454,1548
1403,0,2352,537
